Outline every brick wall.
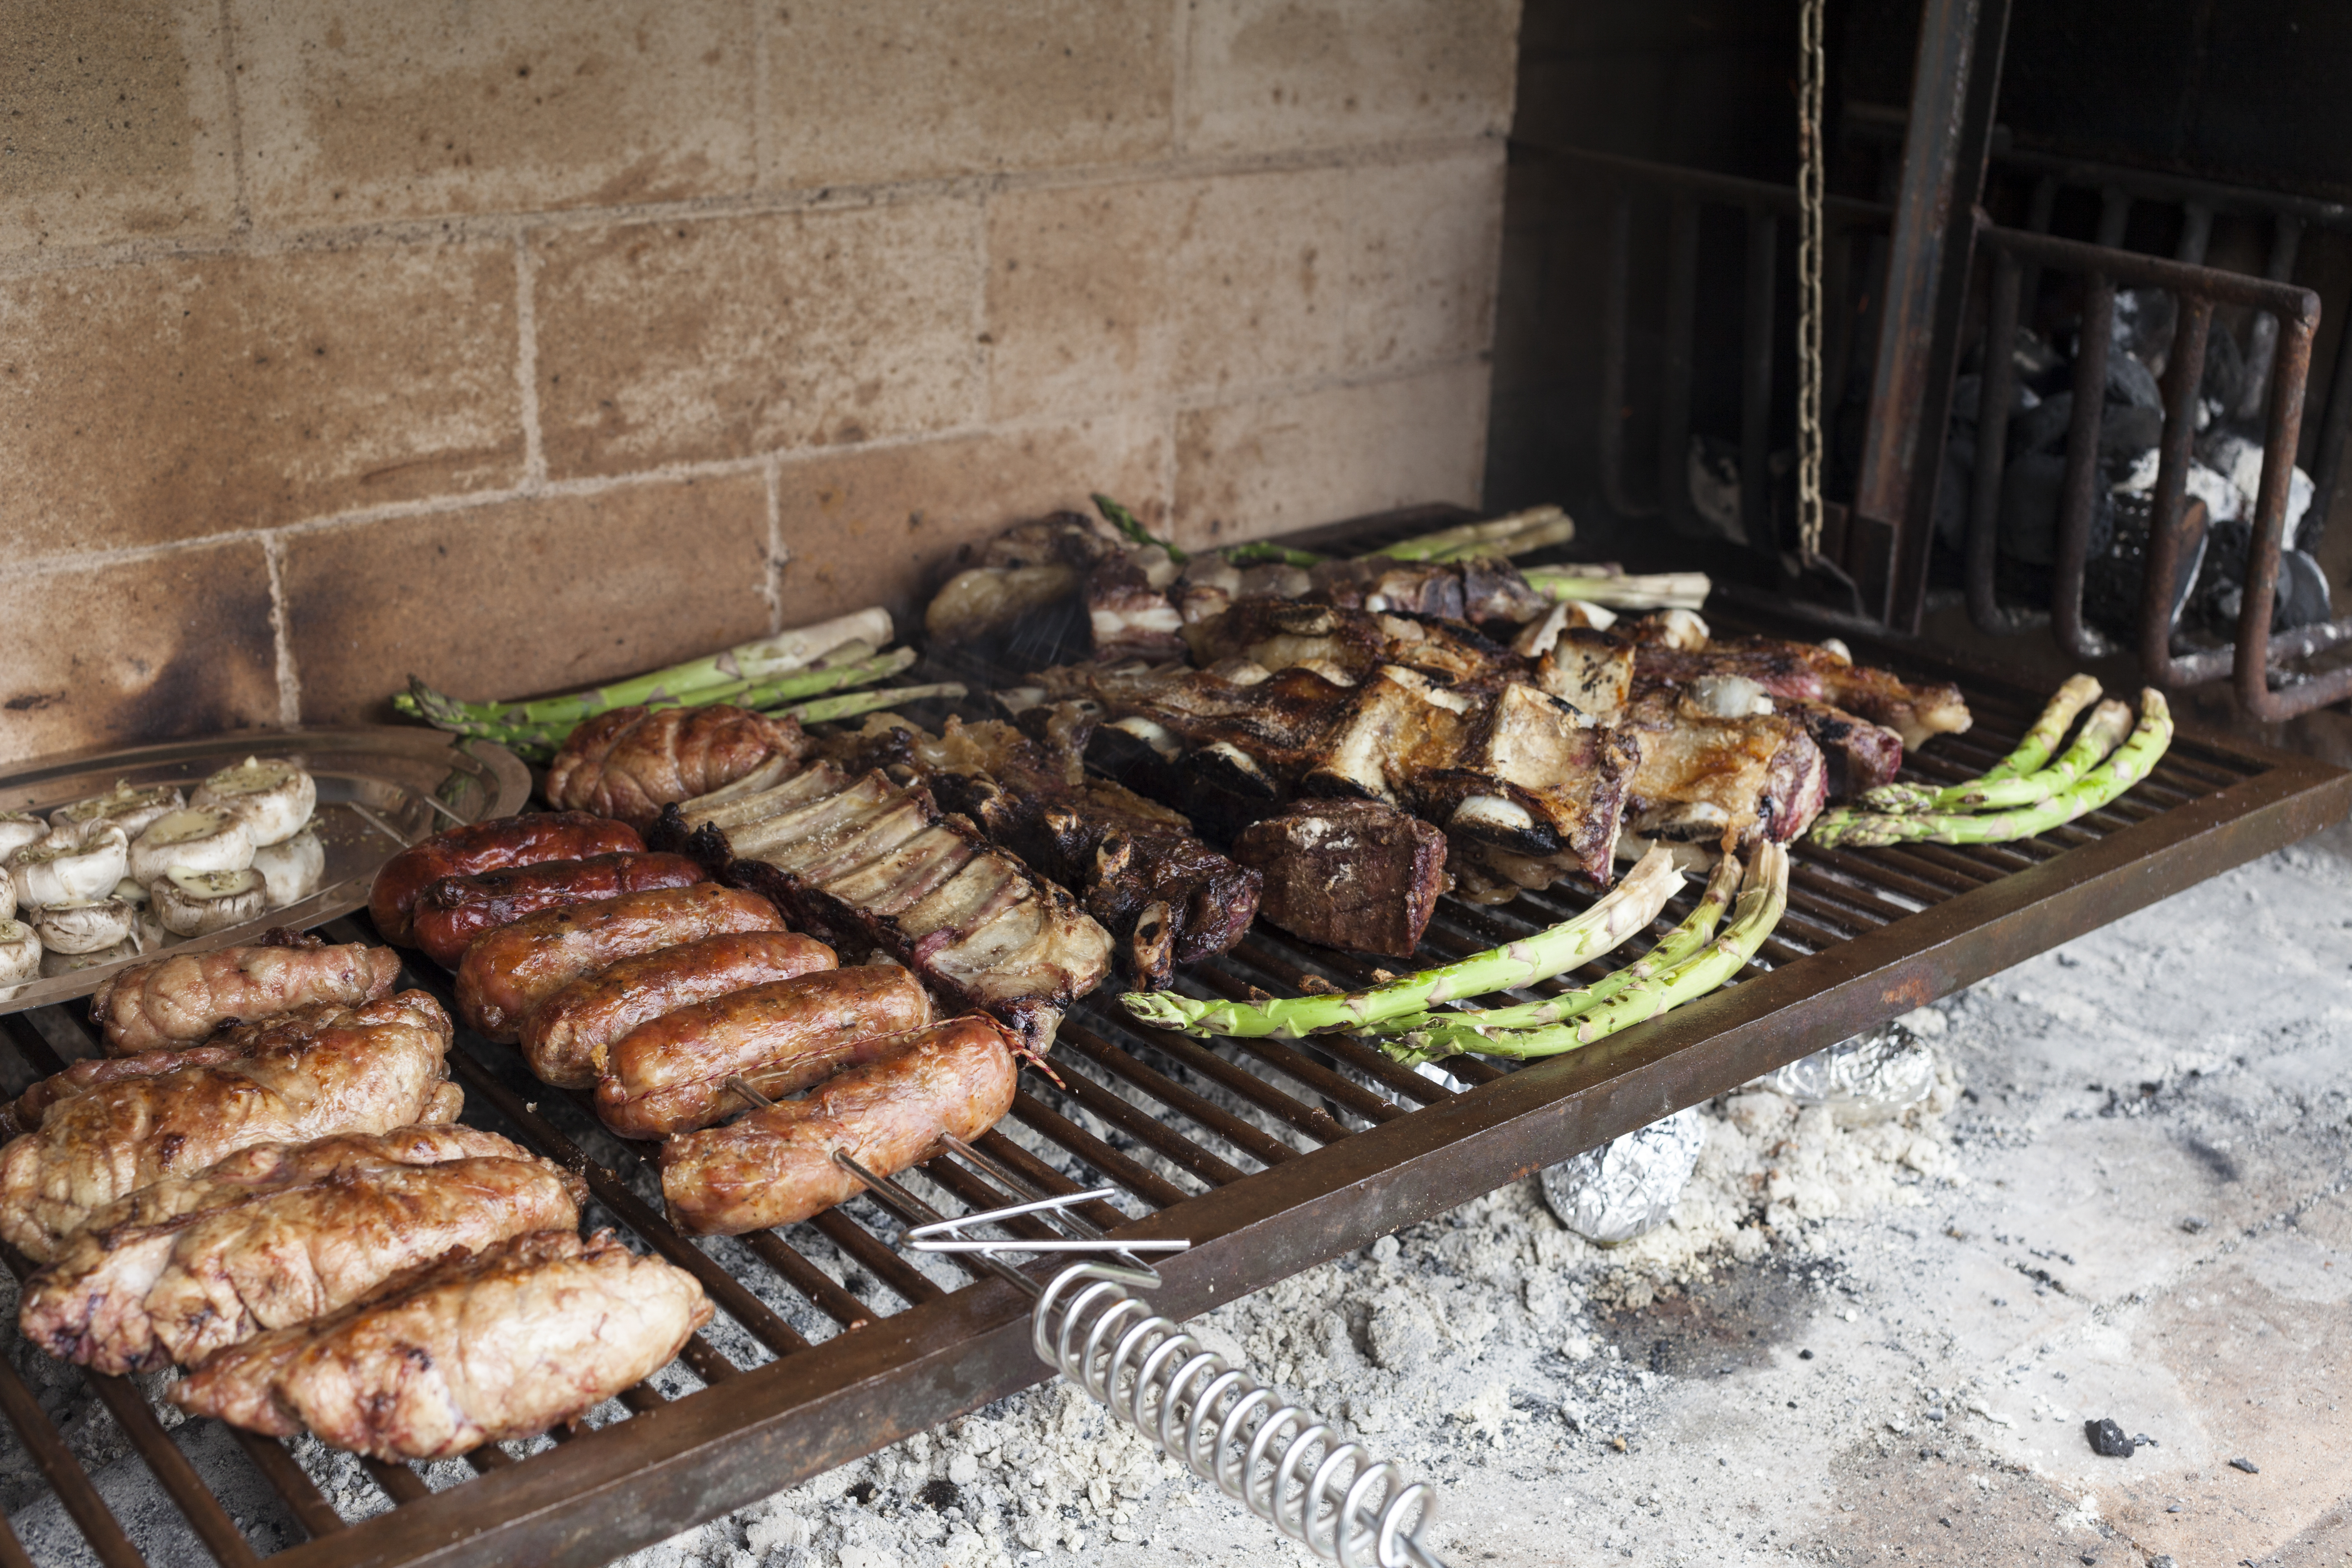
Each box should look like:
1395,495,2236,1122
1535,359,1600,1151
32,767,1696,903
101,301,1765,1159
0,0,1518,759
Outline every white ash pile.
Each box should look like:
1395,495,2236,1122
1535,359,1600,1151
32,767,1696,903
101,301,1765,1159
620,1011,1965,1568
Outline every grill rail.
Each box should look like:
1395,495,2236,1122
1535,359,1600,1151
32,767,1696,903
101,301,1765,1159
0,553,2344,1567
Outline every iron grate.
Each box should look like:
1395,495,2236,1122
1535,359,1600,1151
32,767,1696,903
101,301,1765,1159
0,518,2343,1568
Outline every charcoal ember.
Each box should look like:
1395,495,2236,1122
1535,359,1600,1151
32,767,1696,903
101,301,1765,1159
2081,492,2207,644
2084,1417,2135,1458
1538,1107,1706,1245
1231,799,1447,959
1754,1022,1936,1126
2229,1455,2260,1474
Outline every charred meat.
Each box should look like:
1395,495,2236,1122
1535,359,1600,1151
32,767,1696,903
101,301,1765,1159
658,763,1113,1052
88,936,403,1057
1231,799,1449,958
816,713,1260,987
171,1228,711,1462
0,991,459,1262
21,1125,580,1375
547,705,807,831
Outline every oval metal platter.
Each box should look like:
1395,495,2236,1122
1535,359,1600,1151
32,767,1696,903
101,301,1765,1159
0,727,530,1015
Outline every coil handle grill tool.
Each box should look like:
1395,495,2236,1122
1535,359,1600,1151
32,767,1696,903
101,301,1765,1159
723,1078,1449,1568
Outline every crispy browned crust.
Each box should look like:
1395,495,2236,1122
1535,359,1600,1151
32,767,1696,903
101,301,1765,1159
88,942,404,1057
170,1229,711,1460
452,883,785,1043
1233,800,1449,958
0,993,456,1262
368,814,644,944
547,706,806,831
517,930,837,1089
661,1016,1018,1236
19,1125,578,1374
410,852,709,969
594,964,933,1139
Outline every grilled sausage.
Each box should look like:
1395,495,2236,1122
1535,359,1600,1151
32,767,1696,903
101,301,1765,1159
517,931,836,1089
454,883,782,1043
367,813,642,945
547,706,806,830
595,965,934,1139
410,852,709,968
661,1015,1017,1235
88,939,402,1057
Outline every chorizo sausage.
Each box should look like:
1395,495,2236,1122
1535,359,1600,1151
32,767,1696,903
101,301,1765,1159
660,1015,1016,1236
454,884,781,1043
410,852,708,968
369,813,642,945
517,931,836,1089
594,965,932,1139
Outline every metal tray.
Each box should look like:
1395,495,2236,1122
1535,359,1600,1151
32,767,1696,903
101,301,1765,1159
0,516,2343,1568
0,728,530,1014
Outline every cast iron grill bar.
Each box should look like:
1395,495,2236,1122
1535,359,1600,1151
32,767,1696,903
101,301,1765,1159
733,1232,875,1330
0,1335,146,1568
1003,1091,1191,1210
1025,1048,1248,1189
1054,1023,1297,1171
74,1362,261,1567
969,1130,1132,1233
803,1211,942,1307
360,1460,430,1506
0,1505,35,1568
228,1431,345,1542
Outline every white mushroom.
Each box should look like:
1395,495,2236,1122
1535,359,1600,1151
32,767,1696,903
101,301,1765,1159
0,919,40,993
0,871,13,924
1648,608,1712,651
10,826,130,910
113,877,150,906
0,813,49,859
129,807,255,884
153,867,268,937
49,781,186,846
34,897,138,955
252,827,326,908
40,936,140,979
190,757,316,847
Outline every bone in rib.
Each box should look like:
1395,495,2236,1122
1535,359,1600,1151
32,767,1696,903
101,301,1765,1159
654,762,1112,1052
810,713,1261,988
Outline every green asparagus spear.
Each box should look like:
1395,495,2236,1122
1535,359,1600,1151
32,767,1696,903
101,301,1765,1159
779,682,967,724
1523,566,1711,611
1862,673,2101,812
1379,844,1788,1065
1219,541,1328,567
1809,691,2172,849
1373,506,1574,562
1117,848,1684,1039
1091,494,1189,565
1363,848,1744,1036
398,648,918,761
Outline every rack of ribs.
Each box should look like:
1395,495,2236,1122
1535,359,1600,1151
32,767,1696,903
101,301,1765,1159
653,764,1112,1052
812,713,1260,988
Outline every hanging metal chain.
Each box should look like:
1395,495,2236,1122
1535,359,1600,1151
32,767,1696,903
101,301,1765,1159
1796,0,1828,560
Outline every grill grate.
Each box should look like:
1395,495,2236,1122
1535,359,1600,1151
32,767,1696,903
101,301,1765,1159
0,523,2344,1567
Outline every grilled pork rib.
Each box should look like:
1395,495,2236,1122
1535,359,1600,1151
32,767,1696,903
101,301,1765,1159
0,991,458,1262
1630,635,1969,752
658,764,1113,1051
813,713,1261,987
171,1228,711,1461
21,1125,580,1375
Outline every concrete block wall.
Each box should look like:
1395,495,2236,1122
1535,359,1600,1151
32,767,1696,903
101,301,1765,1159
0,0,1519,759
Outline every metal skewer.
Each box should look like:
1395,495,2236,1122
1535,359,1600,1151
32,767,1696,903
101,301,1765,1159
722,1078,1450,1568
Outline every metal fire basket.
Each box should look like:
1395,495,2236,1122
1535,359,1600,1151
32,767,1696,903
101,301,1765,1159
0,511,2344,1568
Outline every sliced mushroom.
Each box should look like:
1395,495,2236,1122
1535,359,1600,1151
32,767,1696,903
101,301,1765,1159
252,827,325,908
0,920,39,993
190,757,316,847
0,872,12,924
153,867,269,937
49,781,185,846
113,877,149,906
133,903,168,954
40,936,140,979
34,897,138,955
129,807,255,884
10,826,130,910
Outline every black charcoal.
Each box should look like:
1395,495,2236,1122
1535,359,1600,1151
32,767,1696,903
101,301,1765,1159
2084,1417,2134,1457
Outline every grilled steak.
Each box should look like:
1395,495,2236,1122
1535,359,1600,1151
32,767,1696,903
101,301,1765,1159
171,1229,711,1461
1631,635,1969,751
1231,799,1449,958
659,763,1113,1052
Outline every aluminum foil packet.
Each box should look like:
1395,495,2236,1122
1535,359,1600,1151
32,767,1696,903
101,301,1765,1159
1755,1021,1937,1125
1539,1106,1706,1245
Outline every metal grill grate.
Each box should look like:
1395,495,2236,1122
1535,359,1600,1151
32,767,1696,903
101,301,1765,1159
0,525,2342,1568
